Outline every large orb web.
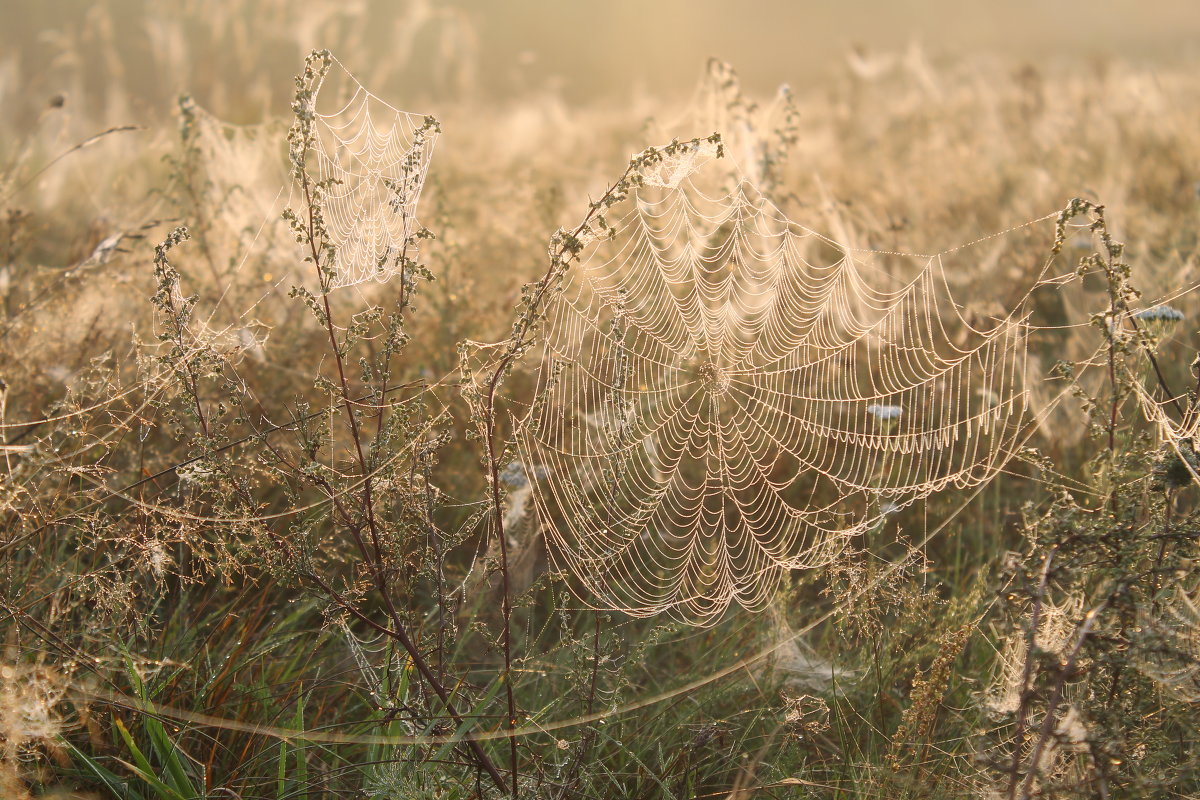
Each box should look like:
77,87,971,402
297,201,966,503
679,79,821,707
516,172,1031,625
310,57,439,288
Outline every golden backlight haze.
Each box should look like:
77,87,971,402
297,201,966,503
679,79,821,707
4,0,1200,122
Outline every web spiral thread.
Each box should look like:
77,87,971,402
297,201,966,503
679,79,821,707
517,171,1032,625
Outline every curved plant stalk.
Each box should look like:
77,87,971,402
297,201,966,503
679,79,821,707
461,135,723,797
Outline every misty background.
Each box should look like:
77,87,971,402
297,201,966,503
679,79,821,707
5,0,1200,127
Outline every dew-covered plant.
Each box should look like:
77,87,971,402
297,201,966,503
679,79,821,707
974,205,1200,800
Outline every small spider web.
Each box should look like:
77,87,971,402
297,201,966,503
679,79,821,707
516,160,1034,625
310,56,438,288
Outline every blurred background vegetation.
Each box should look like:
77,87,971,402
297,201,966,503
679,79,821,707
6,0,1200,123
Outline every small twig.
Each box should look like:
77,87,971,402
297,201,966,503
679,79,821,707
1007,548,1056,800
473,154,661,797
0,125,143,205
1018,599,1109,800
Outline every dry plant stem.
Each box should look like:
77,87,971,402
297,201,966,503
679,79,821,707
1094,207,1181,420
159,286,212,444
1107,319,1118,459
306,572,509,793
476,163,644,797
372,236,410,462
0,382,419,558
1086,199,1184,426
1128,315,1186,418
1192,363,1200,417
1097,211,1124,513
376,241,435,692
1101,246,1120,467
554,615,604,800
1017,600,1108,800
1085,740,1113,800
1006,548,1055,800
1,600,98,684
0,125,142,205
302,177,393,590
1153,490,1173,608
586,614,602,717
480,415,520,797
1106,320,1121,519
300,178,509,794
420,454,449,685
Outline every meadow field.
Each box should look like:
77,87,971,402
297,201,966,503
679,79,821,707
3,2,1200,798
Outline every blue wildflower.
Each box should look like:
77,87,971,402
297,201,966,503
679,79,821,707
500,462,528,489
866,404,903,421
1134,305,1184,323
500,461,548,489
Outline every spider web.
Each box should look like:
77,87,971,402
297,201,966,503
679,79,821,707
310,57,438,288
177,97,293,281
516,166,1033,625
